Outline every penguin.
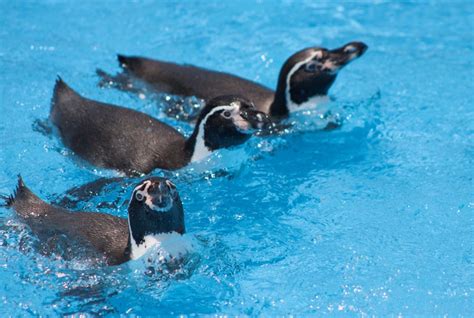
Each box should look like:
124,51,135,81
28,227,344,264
97,41,367,120
1,176,190,266
50,78,272,175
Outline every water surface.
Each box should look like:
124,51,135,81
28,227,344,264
0,1,473,315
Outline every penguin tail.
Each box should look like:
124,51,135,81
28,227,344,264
117,54,143,73
0,194,12,207
0,175,25,207
50,76,81,121
55,75,65,86
1,176,49,218
117,54,130,69
53,75,74,97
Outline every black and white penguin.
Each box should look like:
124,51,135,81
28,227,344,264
50,78,272,175
1,176,191,265
97,41,367,119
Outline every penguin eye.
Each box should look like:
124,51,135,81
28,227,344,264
135,192,144,201
304,61,319,73
222,110,232,119
241,103,255,111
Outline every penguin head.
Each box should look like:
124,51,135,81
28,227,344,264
275,41,368,115
128,177,184,247
187,95,272,161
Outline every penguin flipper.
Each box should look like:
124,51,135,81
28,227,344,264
96,68,145,95
53,176,128,210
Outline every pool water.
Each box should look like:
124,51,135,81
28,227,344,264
1,1,473,316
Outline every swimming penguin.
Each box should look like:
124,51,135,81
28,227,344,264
50,78,272,175
1,176,190,265
97,41,367,120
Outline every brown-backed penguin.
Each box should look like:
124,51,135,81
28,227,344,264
97,42,368,120
51,78,272,175
1,176,190,265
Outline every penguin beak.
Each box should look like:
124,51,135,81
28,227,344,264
239,108,274,133
326,41,368,70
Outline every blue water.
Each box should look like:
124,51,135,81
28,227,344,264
1,1,473,316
